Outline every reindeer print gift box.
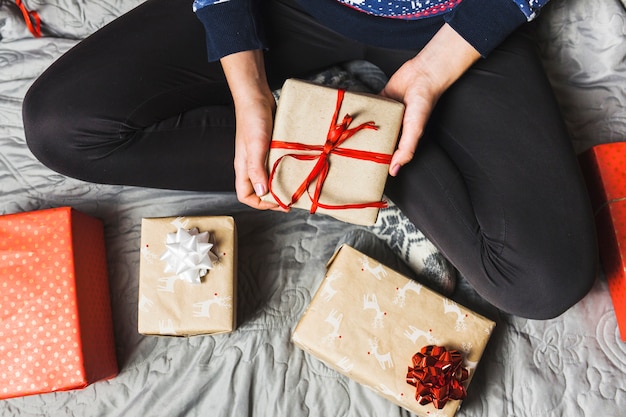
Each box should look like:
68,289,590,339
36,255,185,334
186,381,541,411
138,216,236,336
292,245,495,417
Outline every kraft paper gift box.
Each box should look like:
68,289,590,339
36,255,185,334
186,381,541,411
0,207,118,400
138,216,237,336
292,245,496,417
579,142,626,341
262,78,405,226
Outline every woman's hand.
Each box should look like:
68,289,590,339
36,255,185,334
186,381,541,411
221,50,282,210
232,91,279,210
380,24,481,176
380,61,443,176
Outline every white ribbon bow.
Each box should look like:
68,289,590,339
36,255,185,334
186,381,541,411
160,227,218,284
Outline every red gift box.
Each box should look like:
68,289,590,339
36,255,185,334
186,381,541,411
0,207,118,399
580,143,626,341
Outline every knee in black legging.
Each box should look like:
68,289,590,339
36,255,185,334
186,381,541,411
23,82,75,176
481,243,598,320
22,80,119,184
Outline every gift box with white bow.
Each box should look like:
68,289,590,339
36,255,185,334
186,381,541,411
138,216,237,336
292,245,495,417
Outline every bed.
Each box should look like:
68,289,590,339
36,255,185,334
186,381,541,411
1,0,625,416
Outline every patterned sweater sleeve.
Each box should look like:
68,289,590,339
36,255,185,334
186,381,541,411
444,0,550,57
513,0,550,21
193,0,265,62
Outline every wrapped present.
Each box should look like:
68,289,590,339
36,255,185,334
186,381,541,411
0,207,118,399
262,78,405,226
292,245,495,417
579,143,626,341
138,216,237,336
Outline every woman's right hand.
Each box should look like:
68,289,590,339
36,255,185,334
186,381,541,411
232,87,280,210
220,50,282,210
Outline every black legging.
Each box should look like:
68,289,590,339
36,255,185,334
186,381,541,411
22,0,598,319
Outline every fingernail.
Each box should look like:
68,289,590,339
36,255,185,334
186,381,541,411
254,183,267,196
390,164,400,176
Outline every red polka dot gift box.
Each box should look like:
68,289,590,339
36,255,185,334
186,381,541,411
580,143,626,341
0,207,118,399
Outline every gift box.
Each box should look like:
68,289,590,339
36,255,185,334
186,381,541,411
138,216,237,336
0,207,118,400
292,245,495,417
262,78,405,226
579,142,626,341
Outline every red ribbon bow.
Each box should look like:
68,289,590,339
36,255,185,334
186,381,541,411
268,88,391,213
16,0,42,38
406,345,469,409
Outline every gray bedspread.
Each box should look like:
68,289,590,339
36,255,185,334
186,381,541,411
1,1,625,416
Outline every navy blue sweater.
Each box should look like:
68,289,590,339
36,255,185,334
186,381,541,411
194,0,549,61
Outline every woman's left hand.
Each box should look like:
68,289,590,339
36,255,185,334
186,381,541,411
380,61,443,176
379,23,481,176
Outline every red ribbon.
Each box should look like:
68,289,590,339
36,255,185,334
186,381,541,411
16,0,42,38
268,88,391,213
406,345,469,409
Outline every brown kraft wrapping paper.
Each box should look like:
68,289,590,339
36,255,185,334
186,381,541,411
292,245,496,417
263,78,404,226
138,216,237,336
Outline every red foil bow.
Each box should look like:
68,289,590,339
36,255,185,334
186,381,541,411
268,88,391,213
406,345,469,409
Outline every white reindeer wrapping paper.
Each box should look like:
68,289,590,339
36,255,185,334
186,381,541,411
138,216,237,336
292,245,495,417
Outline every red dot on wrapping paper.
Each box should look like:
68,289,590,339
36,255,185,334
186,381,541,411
361,268,364,272
222,252,226,256
214,293,218,296
338,335,342,339
384,312,387,316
